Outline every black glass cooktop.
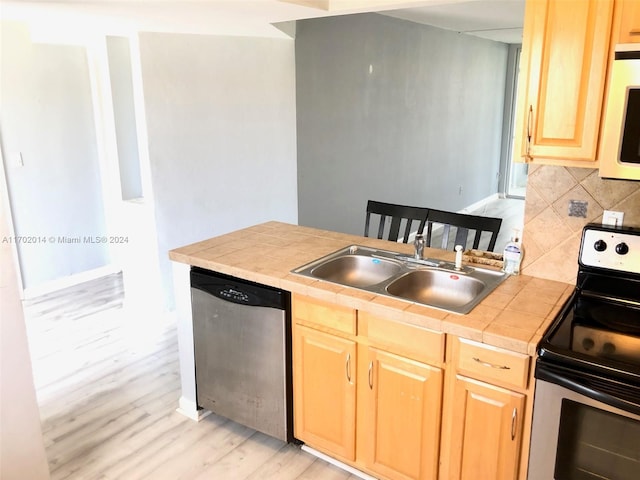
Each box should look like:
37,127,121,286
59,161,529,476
538,288,640,383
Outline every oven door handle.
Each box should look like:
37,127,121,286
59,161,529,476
538,367,640,416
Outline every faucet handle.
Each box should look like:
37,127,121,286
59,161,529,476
455,244,464,270
414,234,425,260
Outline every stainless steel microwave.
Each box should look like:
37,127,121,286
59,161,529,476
600,44,640,179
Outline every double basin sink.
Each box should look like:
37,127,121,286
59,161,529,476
292,245,507,314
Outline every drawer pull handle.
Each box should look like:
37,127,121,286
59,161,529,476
525,105,533,162
629,29,640,36
346,353,352,383
472,357,511,370
368,361,373,389
511,407,517,441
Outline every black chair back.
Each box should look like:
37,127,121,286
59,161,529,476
364,200,430,243
425,208,502,252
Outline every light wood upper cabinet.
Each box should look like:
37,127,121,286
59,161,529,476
514,0,614,165
615,0,640,43
446,376,525,480
293,324,357,461
360,347,443,480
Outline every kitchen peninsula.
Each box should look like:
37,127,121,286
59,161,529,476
169,221,573,480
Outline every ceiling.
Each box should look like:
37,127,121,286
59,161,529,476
384,1,525,44
1,0,524,43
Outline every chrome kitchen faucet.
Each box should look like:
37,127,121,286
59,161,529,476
414,234,425,260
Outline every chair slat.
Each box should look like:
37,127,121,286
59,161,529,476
425,209,502,252
364,200,430,244
364,201,502,251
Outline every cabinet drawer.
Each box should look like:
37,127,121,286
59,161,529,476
455,337,530,389
292,294,356,335
362,311,444,365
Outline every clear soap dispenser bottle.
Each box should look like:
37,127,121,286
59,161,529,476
503,229,523,275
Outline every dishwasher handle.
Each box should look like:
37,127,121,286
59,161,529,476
190,268,286,309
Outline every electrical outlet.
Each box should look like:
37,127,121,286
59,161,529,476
602,210,624,227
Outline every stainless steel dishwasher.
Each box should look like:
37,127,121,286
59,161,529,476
190,267,292,442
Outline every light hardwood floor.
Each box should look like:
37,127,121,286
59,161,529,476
24,274,361,480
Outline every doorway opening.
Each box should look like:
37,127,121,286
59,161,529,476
503,45,527,199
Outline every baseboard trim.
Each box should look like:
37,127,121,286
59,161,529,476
176,396,211,422
300,446,378,480
457,193,500,214
22,264,120,299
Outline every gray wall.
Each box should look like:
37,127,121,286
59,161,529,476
295,13,509,235
138,32,298,309
0,21,110,289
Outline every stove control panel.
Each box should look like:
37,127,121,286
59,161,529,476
580,226,640,274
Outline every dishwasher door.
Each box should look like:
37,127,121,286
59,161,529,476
190,268,292,442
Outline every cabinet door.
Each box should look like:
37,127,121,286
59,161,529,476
617,0,640,43
515,0,613,163
293,324,356,460
448,376,525,480
361,347,443,480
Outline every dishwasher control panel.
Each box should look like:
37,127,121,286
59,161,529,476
190,267,286,309
219,287,251,304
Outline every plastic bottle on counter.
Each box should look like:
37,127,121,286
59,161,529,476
503,229,523,275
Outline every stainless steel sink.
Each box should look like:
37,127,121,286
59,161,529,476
292,245,508,314
310,254,402,288
385,269,485,310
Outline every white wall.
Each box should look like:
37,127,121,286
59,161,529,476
106,35,143,201
0,21,111,290
1,156,50,480
137,32,298,309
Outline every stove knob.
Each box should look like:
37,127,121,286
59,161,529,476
602,342,616,355
615,242,629,255
581,338,595,351
594,240,607,252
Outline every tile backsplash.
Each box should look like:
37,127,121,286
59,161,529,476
521,165,640,284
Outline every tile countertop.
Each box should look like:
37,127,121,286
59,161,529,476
169,221,575,356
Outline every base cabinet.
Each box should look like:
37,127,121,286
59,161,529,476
446,376,525,480
292,295,532,480
361,347,443,480
293,324,356,461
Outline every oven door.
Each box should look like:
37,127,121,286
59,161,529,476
528,379,640,480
